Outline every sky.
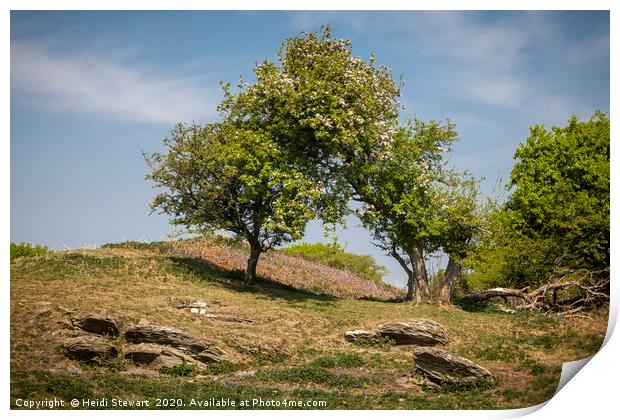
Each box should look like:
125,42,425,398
10,11,610,286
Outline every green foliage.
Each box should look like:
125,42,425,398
254,366,368,389
219,26,403,225
280,242,389,286
159,361,196,377
468,111,610,289
356,119,458,255
354,118,481,301
145,123,319,251
350,335,395,351
11,242,48,263
11,371,94,404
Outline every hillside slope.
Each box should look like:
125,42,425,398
107,237,403,301
10,243,607,409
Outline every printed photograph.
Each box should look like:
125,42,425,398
10,10,610,410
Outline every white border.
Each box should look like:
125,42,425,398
3,1,617,419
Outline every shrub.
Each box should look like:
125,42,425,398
159,361,196,377
280,242,389,287
10,242,49,263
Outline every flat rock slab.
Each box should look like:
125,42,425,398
169,298,209,309
73,313,120,336
63,335,118,363
124,325,210,354
196,347,231,364
377,319,448,345
124,343,207,370
344,330,379,343
412,347,494,385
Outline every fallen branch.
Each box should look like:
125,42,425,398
461,287,530,303
463,268,609,314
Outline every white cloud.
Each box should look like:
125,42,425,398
11,42,220,124
291,12,606,112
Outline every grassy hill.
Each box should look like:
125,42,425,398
10,238,607,409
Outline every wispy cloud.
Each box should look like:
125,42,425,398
289,11,608,113
11,42,220,124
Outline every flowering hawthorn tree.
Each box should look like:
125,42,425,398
218,26,403,224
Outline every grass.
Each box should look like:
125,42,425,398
10,239,609,409
253,366,369,389
308,352,365,368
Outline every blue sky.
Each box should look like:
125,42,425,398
10,11,610,286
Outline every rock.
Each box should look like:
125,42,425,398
412,347,494,385
344,330,379,343
138,318,150,326
73,313,120,336
124,343,207,370
36,308,53,318
169,298,208,309
196,347,231,364
234,369,256,378
120,367,161,378
63,335,118,363
123,343,166,364
56,305,75,314
67,365,83,375
124,325,210,354
151,352,202,370
377,319,448,345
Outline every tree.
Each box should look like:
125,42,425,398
436,173,483,303
218,26,403,225
468,111,610,291
144,122,319,284
217,27,476,303
356,119,458,302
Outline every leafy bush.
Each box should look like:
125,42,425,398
159,361,196,377
467,112,609,290
350,335,395,351
280,242,389,287
10,242,49,263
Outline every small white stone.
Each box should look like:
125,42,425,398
198,309,207,315
190,308,199,313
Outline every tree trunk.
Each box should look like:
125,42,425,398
408,243,430,303
405,272,415,301
244,244,261,285
438,256,461,304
